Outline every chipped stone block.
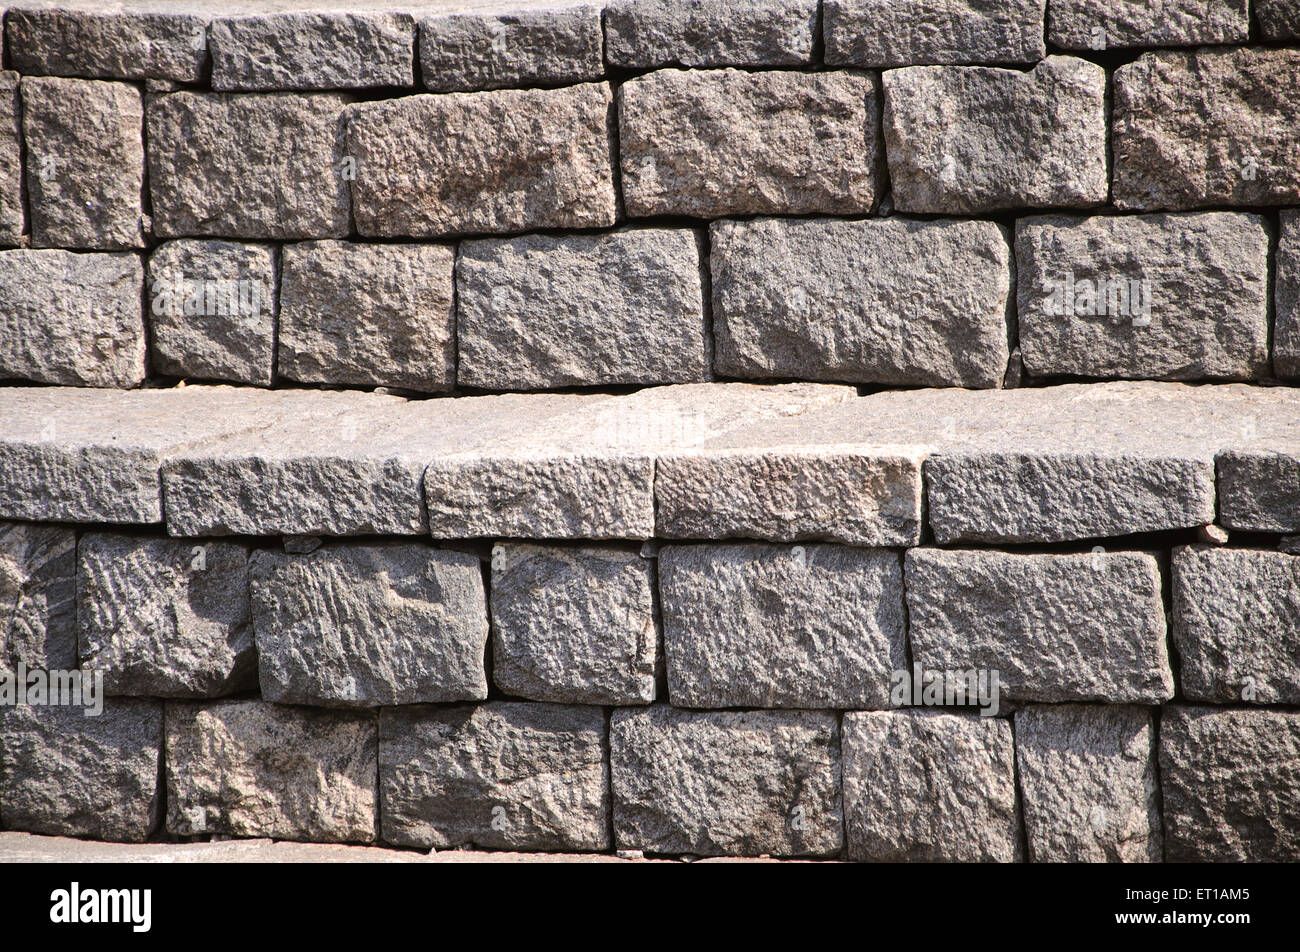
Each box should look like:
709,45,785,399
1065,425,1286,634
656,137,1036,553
1274,209,1300,379
825,0,1045,66
0,73,23,246
1047,0,1248,50
606,0,817,67
0,522,77,671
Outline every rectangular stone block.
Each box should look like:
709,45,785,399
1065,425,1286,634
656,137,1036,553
166,699,377,843
619,68,880,219
0,522,77,671
1047,0,1248,49
711,216,1011,388
1014,705,1161,863
380,702,609,851
843,711,1019,862
0,73,23,246
659,543,904,709
1274,209,1300,379
348,83,616,238
905,548,1172,703
610,706,841,857
456,228,708,389
147,91,352,239
1258,0,1300,38
1218,450,1300,533
279,240,455,392
1015,212,1269,381
491,544,657,705
825,0,1045,66
884,57,1106,213
606,0,817,68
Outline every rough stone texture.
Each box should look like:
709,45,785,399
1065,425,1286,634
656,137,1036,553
148,239,277,386
843,711,1019,862
77,533,255,698
0,250,146,388
611,707,842,857
0,699,162,842
456,228,708,389
380,702,609,851
606,0,817,67
1258,0,1300,38
1274,210,1300,379
619,68,880,219
1172,546,1300,704
420,4,603,92
0,523,77,672
1015,212,1269,381
659,543,905,709
279,240,455,392
883,56,1107,214
348,83,616,238
0,73,23,247
1014,705,1161,863
147,91,352,239
1047,0,1248,49
1160,706,1300,862
249,544,488,707
711,216,1011,388
905,549,1173,703
22,77,145,249
1113,48,1300,210
491,544,657,705
825,0,1045,66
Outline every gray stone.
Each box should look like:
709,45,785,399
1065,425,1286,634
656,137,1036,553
148,239,277,386
491,544,657,705
605,0,817,67
0,250,145,387
77,533,255,698
843,711,1019,862
610,706,842,857
659,543,905,709
166,699,377,843
456,228,708,389
1015,212,1269,381
883,56,1107,214
22,77,146,249
825,0,1045,66
348,83,616,238
1257,0,1300,38
1014,705,1161,863
147,91,352,239
711,216,1011,388
905,548,1172,703
279,240,455,392
1047,0,1248,49
249,544,487,707
1274,210,1300,379
0,73,23,246
1113,48,1300,210
1172,546,1300,704
0,523,76,672
380,702,608,851
1160,706,1300,862
619,68,880,219
0,699,162,842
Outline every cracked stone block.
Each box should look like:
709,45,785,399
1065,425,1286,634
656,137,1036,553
1048,0,1247,49
606,0,817,67
825,0,1045,66
0,522,77,672
0,73,23,246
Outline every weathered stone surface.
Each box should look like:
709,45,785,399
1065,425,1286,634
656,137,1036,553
0,73,23,246
491,544,657,705
22,77,145,249
0,250,145,387
1015,212,1269,380
457,228,708,389
148,239,277,386
711,216,1011,387
279,240,455,392
611,707,841,857
883,56,1107,214
1275,210,1300,379
659,543,904,709
1172,546,1300,704
906,548,1172,702
825,0,1045,66
1047,0,1247,49
348,83,615,238
0,523,76,671
843,711,1019,862
0,700,162,842
1160,706,1300,861
1014,705,1161,863
250,544,487,707
380,702,608,851
166,700,376,842
77,534,255,698
1113,48,1300,210
148,91,352,239
1258,0,1300,38
606,0,816,67
619,68,880,219
420,4,603,92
